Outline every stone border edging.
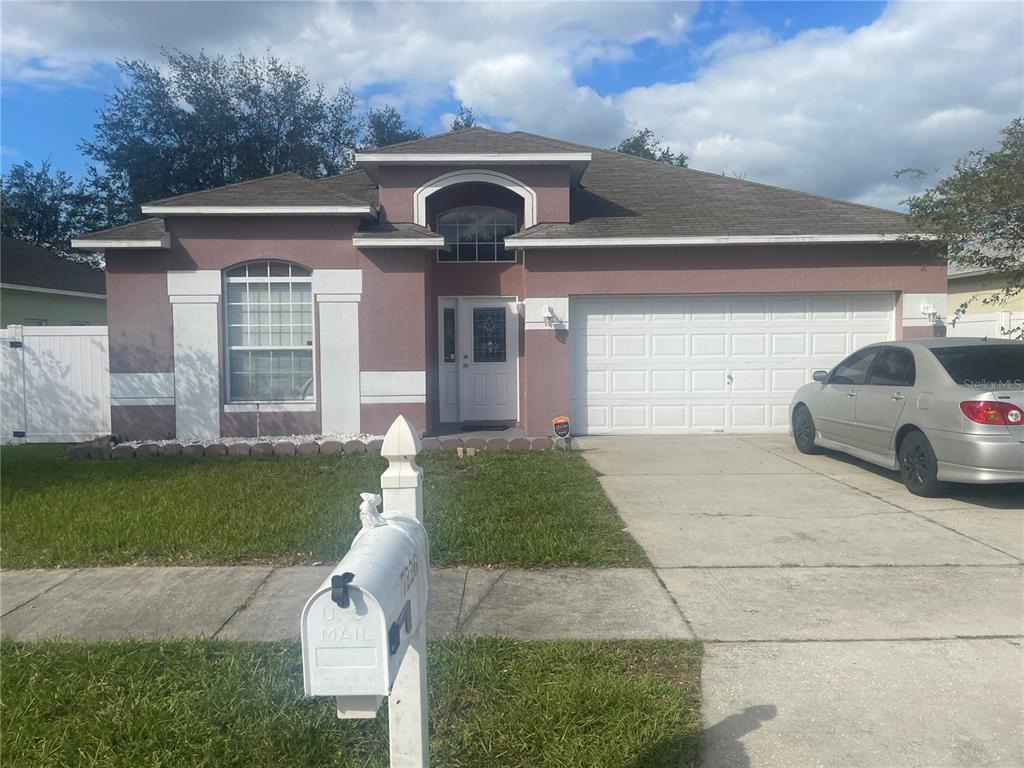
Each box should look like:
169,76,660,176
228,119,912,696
68,435,554,460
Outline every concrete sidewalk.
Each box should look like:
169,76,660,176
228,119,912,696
0,565,692,642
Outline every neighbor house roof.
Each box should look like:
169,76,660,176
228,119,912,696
139,172,376,215
71,218,170,249
1,236,106,296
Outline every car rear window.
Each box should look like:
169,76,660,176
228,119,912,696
930,344,1024,387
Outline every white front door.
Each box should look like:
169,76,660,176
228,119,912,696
455,298,518,422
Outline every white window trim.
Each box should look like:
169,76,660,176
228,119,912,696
413,169,538,229
224,261,317,405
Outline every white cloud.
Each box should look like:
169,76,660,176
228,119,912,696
1,1,1020,211
619,1,1023,209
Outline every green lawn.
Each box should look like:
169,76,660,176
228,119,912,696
1,638,701,768
0,445,648,569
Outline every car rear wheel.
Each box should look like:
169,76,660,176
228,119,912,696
792,405,822,455
898,430,942,497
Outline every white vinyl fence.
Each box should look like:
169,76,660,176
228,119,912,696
1,325,111,442
945,310,1024,339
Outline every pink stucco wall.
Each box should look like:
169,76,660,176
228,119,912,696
106,217,366,439
522,243,946,296
376,165,570,224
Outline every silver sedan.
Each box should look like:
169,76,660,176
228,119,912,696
790,338,1024,496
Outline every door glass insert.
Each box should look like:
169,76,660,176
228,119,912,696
443,307,456,363
473,307,506,363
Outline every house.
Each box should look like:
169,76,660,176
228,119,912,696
2,236,106,327
70,128,946,441
946,262,1022,338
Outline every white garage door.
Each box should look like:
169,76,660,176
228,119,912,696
570,293,895,434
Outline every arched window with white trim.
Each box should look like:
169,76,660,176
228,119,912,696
224,260,314,402
437,206,517,262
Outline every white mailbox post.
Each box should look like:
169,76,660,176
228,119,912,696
301,415,430,768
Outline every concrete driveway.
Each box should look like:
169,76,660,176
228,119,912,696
580,435,1024,768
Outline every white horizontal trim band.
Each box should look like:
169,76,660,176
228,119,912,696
360,371,427,397
505,233,939,248
5,325,108,336
71,235,169,249
355,152,591,164
352,237,445,248
360,395,428,404
110,372,175,399
111,397,175,406
224,402,317,413
0,282,106,299
140,205,373,215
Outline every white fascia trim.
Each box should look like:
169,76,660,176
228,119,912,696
356,152,591,164
224,402,317,413
505,233,940,248
352,236,445,248
140,205,373,216
71,235,169,249
0,283,106,300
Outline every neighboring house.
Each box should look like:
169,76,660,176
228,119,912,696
2,236,107,327
71,128,945,441
946,262,1022,338
947,263,1023,313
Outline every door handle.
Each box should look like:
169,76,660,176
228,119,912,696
891,392,905,401
462,363,468,368
846,391,857,398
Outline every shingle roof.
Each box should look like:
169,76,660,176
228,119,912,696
2,236,106,295
355,221,439,239
359,126,585,155
72,218,168,244
510,148,915,240
143,172,375,210
315,168,378,205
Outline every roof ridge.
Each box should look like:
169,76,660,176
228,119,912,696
359,126,497,153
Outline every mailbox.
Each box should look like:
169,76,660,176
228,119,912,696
301,512,429,708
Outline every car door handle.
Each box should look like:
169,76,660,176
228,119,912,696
891,393,905,401
846,391,857,398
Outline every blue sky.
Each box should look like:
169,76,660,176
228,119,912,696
2,1,1020,209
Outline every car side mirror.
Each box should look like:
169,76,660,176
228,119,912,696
812,370,829,383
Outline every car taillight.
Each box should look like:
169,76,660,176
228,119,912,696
960,400,1024,426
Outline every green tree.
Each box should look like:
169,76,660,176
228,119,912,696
1,160,98,254
81,50,360,216
615,128,688,167
902,117,1024,336
361,105,424,148
450,105,477,132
